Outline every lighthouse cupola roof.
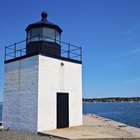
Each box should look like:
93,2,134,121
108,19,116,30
25,11,63,33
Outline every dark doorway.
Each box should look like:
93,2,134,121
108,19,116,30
57,93,69,128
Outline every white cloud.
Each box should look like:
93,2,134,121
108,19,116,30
118,49,140,57
125,77,140,84
124,23,140,34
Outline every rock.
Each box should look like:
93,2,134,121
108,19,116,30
0,126,4,131
0,126,9,131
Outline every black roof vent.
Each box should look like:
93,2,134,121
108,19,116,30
41,11,48,22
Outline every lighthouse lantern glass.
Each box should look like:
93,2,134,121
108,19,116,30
43,28,55,42
27,27,61,45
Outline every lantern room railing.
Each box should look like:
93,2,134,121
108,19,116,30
5,34,82,62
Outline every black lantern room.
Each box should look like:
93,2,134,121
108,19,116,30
25,11,63,57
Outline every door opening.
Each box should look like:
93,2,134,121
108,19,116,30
57,93,69,128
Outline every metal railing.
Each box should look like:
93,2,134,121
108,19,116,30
5,34,82,62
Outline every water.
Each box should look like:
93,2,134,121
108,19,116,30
83,102,140,128
0,102,140,128
0,103,2,121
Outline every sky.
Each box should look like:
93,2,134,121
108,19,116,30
0,0,140,101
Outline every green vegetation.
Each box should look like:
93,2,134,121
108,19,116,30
83,97,140,102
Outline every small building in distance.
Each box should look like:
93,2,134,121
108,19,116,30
2,11,82,133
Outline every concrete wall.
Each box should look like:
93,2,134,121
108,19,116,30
38,55,82,132
3,55,82,133
2,56,38,133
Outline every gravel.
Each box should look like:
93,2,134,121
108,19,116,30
0,130,65,140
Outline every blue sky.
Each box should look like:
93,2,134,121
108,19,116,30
0,0,140,101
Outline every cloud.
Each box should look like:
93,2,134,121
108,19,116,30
125,77,140,84
123,49,140,56
124,23,140,34
117,49,140,57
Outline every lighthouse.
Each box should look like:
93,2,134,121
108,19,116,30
2,12,82,133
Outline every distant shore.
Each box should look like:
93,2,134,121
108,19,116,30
83,97,140,102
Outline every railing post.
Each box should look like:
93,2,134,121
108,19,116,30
14,43,16,58
80,47,82,61
68,43,70,59
39,34,40,41
20,50,22,56
26,33,28,46
5,46,6,61
55,31,56,43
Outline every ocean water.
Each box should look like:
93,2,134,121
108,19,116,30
0,102,140,128
0,103,2,121
83,102,140,128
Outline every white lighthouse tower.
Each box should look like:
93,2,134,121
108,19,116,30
2,12,82,133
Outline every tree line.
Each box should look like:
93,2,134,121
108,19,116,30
83,97,140,102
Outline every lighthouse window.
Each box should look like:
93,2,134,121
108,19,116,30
43,28,55,42
56,31,61,45
31,28,42,41
27,28,42,44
